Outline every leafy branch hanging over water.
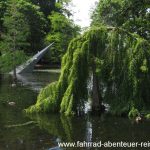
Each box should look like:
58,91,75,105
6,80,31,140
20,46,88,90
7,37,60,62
26,26,150,116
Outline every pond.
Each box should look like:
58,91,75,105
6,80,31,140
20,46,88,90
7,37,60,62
0,71,150,150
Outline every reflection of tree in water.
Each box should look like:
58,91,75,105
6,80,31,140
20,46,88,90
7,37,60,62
86,116,92,143
27,114,150,150
60,116,74,142
28,114,87,143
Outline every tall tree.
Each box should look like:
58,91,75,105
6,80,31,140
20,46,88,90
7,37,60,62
0,0,29,80
91,0,150,40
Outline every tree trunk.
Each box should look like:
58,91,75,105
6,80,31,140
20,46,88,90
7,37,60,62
91,63,103,114
13,66,17,83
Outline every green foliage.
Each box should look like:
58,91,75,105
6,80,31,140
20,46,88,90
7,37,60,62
26,36,89,115
0,0,29,72
45,11,80,63
17,0,47,52
1,0,148,116
91,0,150,40
27,0,56,17
0,0,78,66
91,0,123,26
128,107,140,119
26,81,59,113
2,0,30,50
26,25,150,116
0,51,27,72
145,114,150,119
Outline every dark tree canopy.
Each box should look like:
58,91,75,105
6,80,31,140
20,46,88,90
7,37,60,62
28,0,56,17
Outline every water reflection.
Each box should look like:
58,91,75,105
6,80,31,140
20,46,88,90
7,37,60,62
27,113,150,150
0,72,60,150
17,72,59,92
0,73,150,150
28,114,87,144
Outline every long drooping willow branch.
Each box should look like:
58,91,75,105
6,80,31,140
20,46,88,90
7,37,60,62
25,26,150,116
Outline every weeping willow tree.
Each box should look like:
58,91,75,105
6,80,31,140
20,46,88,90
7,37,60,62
26,26,150,116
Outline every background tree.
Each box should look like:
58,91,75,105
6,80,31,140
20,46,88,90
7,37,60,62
0,0,29,80
1,0,80,67
17,0,47,53
45,11,80,63
91,0,150,40
24,0,73,54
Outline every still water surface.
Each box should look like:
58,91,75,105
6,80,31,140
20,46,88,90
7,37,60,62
0,71,150,150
